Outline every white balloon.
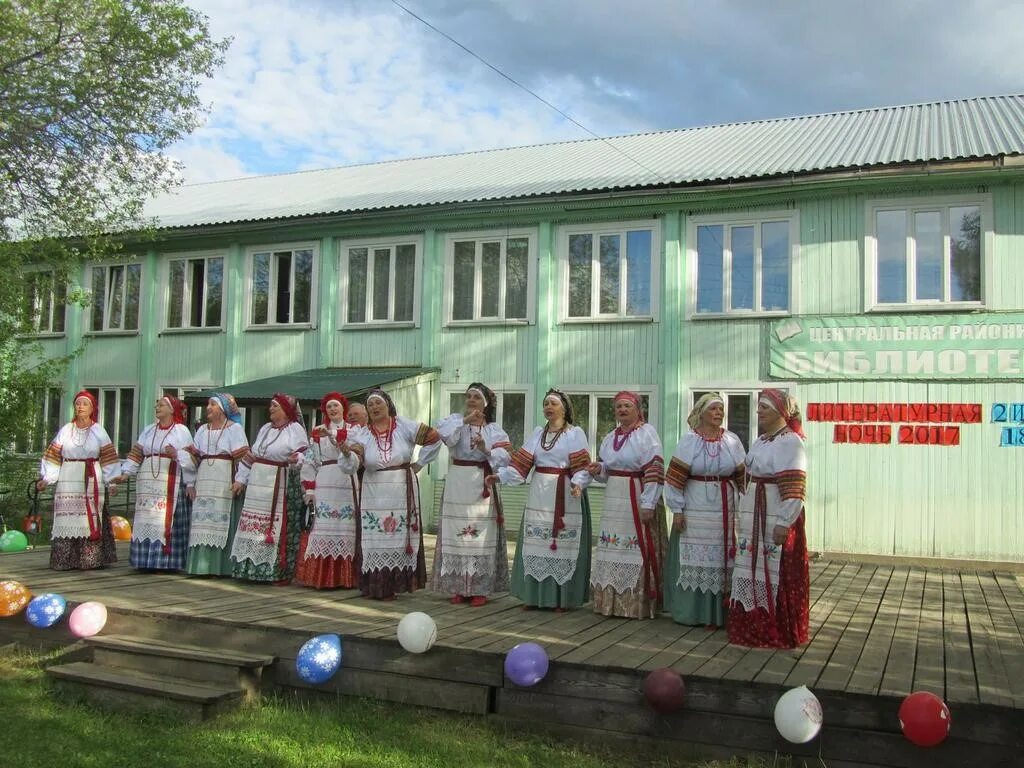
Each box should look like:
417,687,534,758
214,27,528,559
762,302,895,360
396,611,437,654
774,685,823,744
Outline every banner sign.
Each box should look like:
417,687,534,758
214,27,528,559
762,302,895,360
769,313,1024,380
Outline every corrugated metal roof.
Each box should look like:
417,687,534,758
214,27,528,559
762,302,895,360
147,95,1024,230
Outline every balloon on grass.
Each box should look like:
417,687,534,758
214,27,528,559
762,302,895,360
295,634,342,684
504,642,549,687
26,593,67,628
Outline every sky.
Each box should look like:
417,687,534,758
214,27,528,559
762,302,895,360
170,0,1024,184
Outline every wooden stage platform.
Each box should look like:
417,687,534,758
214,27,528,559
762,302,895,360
2,540,1022,767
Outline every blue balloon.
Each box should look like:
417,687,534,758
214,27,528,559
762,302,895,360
25,593,67,629
295,633,342,685
504,642,549,687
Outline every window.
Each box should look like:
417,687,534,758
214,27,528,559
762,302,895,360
90,262,141,332
561,221,659,321
85,387,135,455
565,389,655,456
249,246,316,326
867,197,987,308
14,388,62,454
446,389,529,451
160,386,207,430
446,231,534,323
342,238,420,325
687,388,793,452
22,271,66,334
690,211,796,316
242,403,318,444
167,254,224,329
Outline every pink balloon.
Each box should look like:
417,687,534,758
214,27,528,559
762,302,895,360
68,601,107,638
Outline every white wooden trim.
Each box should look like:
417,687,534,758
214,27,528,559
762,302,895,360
161,250,228,331
338,234,424,329
556,219,662,323
442,228,537,325
243,241,320,329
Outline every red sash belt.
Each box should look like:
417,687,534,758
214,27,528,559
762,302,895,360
378,463,419,555
535,466,570,551
452,458,503,526
64,458,102,541
252,457,288,546
749,474,778,618
608,469,661,601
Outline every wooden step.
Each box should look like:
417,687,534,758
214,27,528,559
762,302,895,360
47,661,244,721
84,634,274,694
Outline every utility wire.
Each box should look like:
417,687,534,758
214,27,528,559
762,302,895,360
389,0,668,182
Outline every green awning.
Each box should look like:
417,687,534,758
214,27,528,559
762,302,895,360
185,367,439,407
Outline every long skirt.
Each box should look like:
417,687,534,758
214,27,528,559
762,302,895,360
294,528,360,589
430,464,510,598
510,493,592,610
185,495,243,577
129,482,192,571
592,503,667,620
49,503,118,571
727,514,809,648
232,468,304,583
663,526,728,626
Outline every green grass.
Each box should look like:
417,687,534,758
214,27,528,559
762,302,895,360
0,646,799,768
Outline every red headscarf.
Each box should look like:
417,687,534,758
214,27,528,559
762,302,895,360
72,390,99,424
160,395,188,426
613,390,645,422
319,392,349,424
271,393,300,424
759,388,805,438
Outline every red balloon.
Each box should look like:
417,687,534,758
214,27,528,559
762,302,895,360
898,691,951,747
643,668,686,713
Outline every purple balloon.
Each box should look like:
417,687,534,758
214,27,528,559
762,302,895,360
504,642,549,687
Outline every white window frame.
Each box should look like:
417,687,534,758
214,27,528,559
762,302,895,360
163,251,227,332
443,228,537,325
558,219,661,323
436,385,534,479
22,268,67,336
87,260,143,334
686,382,797,451
864,194,992,312
686,209,799,319
158,385,213,430
246,242,319,329
84,385,137,456
339,234,423,328
13,387,63,455
563,385,659,458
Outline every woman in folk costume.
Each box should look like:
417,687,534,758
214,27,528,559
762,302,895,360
344,389,442,600
295,392,362,589
183,394,248,576
728,389,809,649
663,393,746,628
431,383,512,607
586,391,666,619
491,389,593,611
117,395,195,570
36,391,120,571
229,393,308,584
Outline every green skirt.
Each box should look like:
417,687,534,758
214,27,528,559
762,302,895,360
663,527,728,626
185,495,243,577
510,492,592,609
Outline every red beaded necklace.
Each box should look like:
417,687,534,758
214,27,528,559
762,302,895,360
372,418,396,463
612,420,642,451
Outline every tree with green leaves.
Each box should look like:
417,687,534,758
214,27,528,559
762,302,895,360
0,0,227,456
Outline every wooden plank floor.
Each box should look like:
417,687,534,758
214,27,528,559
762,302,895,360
3,541,1024,710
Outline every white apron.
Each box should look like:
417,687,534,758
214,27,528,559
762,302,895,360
188,457,234,550
591,474,645,592
360,466,419,573
438,461,499,576
677,477,736,594
230,460,287,568
521,469,583,585
731,479,783,611
304,462,358,561
133,456,177,545
51,460,104,540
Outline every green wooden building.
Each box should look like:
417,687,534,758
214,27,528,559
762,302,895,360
23,94,1024,563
